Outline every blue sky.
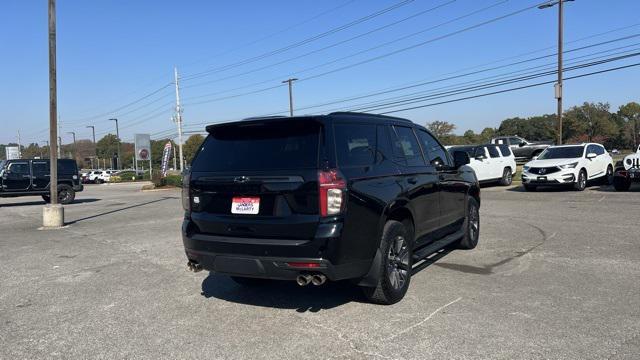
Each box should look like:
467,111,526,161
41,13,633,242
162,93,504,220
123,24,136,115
1,0,639,145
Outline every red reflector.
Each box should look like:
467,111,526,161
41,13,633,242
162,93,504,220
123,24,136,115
286,262,320,268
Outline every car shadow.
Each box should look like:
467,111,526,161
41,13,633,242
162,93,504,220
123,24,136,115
591,184,640,192
201,247,457,311
201,273,363,312
0,198,101,207
66,196,177,224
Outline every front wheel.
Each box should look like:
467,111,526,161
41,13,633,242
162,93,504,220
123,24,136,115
574,170,587,191
613,176,631,191
361,220,413,305
457,198,480,250
603,165,613,185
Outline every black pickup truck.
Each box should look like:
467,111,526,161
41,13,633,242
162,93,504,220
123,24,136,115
490,136,553,161
0,159,83,204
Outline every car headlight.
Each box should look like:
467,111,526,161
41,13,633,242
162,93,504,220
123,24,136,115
523,165,530,171
558,162,578,169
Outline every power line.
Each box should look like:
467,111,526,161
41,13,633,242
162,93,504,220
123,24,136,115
182,0,457,88
379,62,640,115
182,0,417,80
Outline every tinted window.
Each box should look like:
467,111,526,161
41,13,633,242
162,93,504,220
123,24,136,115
508,137,523,145
191,120,320,171
498,145,512,156
392,126,425,166
334,124,376,167
58,160,77,174
32,161,49,174
594,145,605,155
449,146,477,157
8,162,30,175
487,145,501,158
538,146,584,159
417,130,451,167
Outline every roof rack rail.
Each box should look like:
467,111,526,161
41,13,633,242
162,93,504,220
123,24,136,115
328,111,412,123
241,115,288,121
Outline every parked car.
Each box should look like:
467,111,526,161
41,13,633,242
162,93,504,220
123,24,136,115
447,144,516,186
181,112,481,304
0,159,83,204
87,170,103,183
490,136,553,161
613,151,640,191
521,143,613,191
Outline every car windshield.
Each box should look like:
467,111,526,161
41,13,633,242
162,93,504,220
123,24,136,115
538,146,584,160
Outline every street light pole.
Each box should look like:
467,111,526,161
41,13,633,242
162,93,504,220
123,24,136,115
282,78,298,117
67,131,76,160
109,118,120,169
539,0,573,145
87,125,96,168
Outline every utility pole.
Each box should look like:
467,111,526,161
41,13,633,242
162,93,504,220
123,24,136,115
109,118,120,169
44,0,63,228
282,78,298,117
539,0,573,145
87,125,96,168
67,131,76,160
57,115,61,159
17,130,22,158
173,67,184,172
58,136,62,158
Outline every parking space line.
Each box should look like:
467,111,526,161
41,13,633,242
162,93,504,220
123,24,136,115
383,296,463,341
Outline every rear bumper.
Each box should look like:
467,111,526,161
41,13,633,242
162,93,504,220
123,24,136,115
182,220,372,281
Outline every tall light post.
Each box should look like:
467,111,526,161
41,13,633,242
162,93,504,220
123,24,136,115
109,118,120,169
282,78,298,117
67,131,76,160
87,125,96,168
539,0,574,145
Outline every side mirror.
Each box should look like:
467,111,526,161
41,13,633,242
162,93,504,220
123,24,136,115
474,151,486,160
532,156,538,161
586,152,597,159
453,151,470,168
519,142,526,147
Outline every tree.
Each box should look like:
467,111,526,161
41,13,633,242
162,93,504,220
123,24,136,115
618,102,640,149
96,134,120,160
183,134,205,164
563,102,617,146
426,120,456,138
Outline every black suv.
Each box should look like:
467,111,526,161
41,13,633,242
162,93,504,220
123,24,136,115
182,112,480,304
0,159,83,204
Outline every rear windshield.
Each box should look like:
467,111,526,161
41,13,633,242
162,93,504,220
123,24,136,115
538,146,584,159
192,120,320,171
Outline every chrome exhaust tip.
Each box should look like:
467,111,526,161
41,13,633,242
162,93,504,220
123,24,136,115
311,274,327,286
187,261,203,273
296,274,312,286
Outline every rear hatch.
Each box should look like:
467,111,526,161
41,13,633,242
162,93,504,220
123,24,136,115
189,118,323,239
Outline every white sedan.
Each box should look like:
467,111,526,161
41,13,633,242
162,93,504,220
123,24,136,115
522,143,613,191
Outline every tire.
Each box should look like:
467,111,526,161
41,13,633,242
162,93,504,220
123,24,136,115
523,184,536,192
500,168,513,186
457,197,480,250
574,169,587,191
613,176,631,192
57,184,76,204
603,165,613,185
230,276,269,287
361,220,413,305
42,195,51,203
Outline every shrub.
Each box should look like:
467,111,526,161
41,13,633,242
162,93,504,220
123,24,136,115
152,174,183,188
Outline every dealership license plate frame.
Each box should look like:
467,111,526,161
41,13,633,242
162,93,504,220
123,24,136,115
231,197,260,215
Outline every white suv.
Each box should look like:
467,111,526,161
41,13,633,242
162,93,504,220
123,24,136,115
448,144,516,186
522,143,613,191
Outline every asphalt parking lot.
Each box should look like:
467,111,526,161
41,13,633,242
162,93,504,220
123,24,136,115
1,182,639,359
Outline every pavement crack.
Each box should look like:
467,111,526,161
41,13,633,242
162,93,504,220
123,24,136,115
383,297,462,342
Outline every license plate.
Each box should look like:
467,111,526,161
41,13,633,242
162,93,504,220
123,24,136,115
231,197,260,214
537,176,547,182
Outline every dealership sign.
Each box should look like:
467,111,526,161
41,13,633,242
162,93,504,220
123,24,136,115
160,142,172,177
134,134,151,161
5,146,20,160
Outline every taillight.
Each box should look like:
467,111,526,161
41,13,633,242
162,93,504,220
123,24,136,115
318,169,346,217
181,172,191,211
